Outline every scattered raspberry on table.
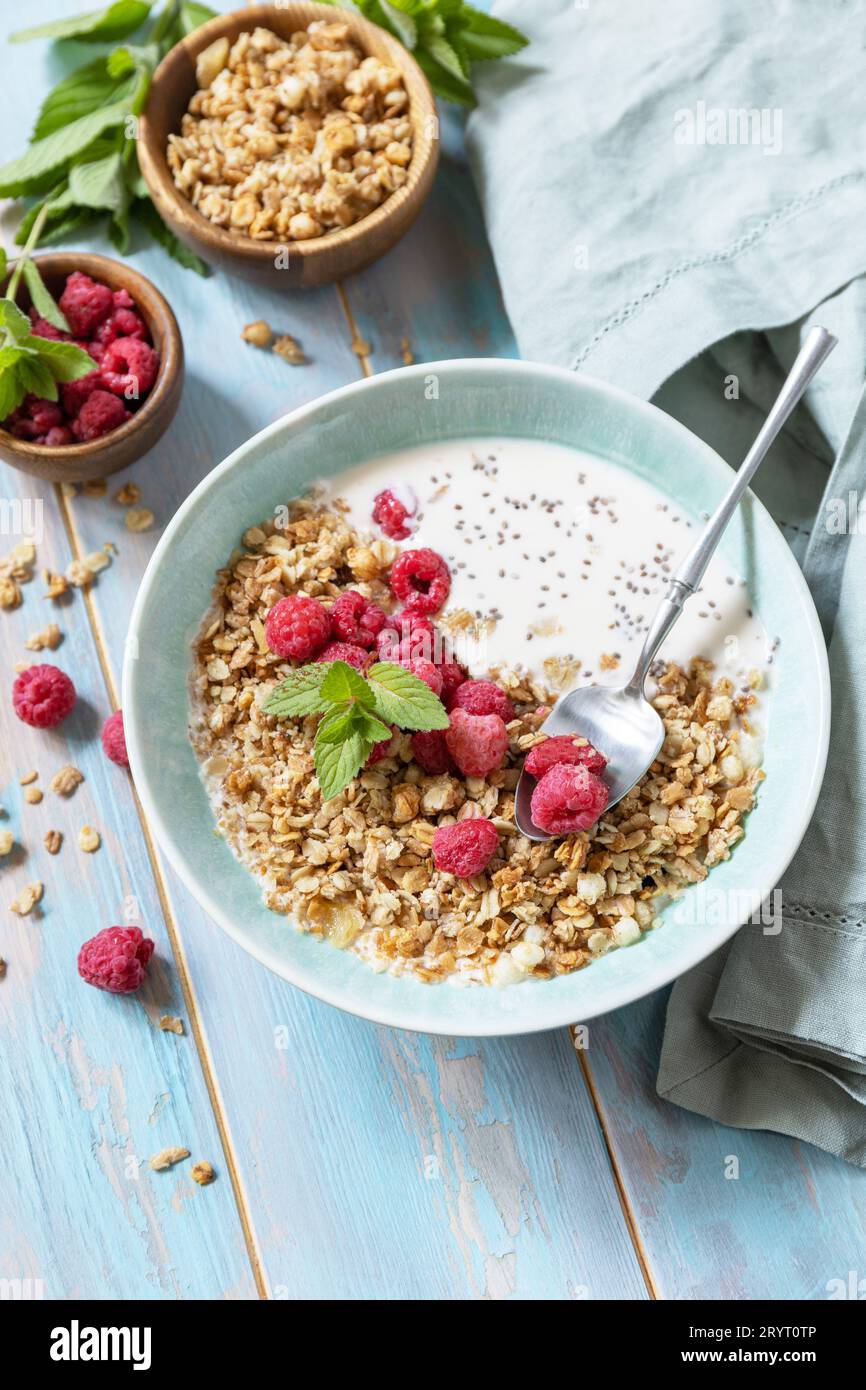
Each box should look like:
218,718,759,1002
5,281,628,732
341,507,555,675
530,762,610,835
389,548,451,615
101,709,129,767
77,925,155,995
433,818,499,878
12,664,76,729
265,594,330,661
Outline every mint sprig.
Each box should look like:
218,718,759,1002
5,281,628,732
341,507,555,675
318,0,528,107
2,0,217,270
264,658,449,801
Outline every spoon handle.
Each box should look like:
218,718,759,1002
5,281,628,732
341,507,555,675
626,325,837,693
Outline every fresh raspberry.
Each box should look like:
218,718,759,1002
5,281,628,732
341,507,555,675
451,679,514,722
113,287,135,309
78,336,106,363
29,311,69,341
12,664,76,728
439,660,468,707
329,590,387,649
376,610,437,663
524,734,607,779
101,709,129,767
410,729,455,775
265,594,330,660
27,398,64,434
94,307,149,347
390,548,451,615
60,368,103,418
372,487,415,540
77,925,154,994
445,708,508,778
366,725,396,765
71,389,129,441
43,426,73,446
316,641,372,672
59,270,113,336
100,336,160,399
401,657,442,694
433,818,499,878
530,763,609,835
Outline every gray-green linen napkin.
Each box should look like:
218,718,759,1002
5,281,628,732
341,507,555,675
467,0,866,1162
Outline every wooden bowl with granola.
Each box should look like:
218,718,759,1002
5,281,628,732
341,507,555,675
138,4,440,288
0,253,183,485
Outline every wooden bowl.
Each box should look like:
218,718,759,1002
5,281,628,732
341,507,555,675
0,253,183,484
137,2,440,288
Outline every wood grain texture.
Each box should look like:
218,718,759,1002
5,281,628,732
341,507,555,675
0,467,256,1299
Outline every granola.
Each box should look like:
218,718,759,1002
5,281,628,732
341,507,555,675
190,501,763,986
168,23,413,242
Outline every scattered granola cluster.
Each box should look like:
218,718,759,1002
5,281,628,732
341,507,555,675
191,501,763,986
168,22,414,241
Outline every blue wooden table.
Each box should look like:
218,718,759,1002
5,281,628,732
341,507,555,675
2,1,864,1302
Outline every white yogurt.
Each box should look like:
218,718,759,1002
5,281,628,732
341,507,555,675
328,437,773,702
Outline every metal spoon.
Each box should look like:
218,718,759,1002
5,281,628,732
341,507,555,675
515,325,837,841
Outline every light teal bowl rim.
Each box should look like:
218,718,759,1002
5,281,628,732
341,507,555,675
124,359,830,1036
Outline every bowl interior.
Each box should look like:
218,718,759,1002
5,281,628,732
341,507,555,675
125,360,830,1036
139,1,438,268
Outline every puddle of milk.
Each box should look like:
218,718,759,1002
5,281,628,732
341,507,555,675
326,437,773,709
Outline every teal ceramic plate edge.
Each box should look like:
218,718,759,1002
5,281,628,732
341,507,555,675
124,360,830,1037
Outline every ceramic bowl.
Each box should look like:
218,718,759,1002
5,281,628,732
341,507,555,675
124,360,830,1036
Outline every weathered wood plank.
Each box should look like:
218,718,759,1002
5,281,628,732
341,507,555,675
0,465,257,1299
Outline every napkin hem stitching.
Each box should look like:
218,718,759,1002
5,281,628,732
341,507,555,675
570,171,866,370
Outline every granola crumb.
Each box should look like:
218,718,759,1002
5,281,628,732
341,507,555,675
0,830,14,857
82,478,107,498
242,319,273,348
0,577,22,610
351,337,371,358
191,1160,216,1186
78,825,101,853
159,1015,185,1035
126,508,156,533
149,1146,190,1172
50,765,85,797
400,337,414,366
66,560,92,589
43,570,69,600
19,771,39,786
24,787,43,805
84,549,111,576
273,333,307,366
10,882,43,916
25,623,62,652
44,830,63,855
113,481,141,506
0,958,6,979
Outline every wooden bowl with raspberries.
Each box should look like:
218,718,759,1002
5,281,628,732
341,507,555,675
0,252,183,483
137,3,439,287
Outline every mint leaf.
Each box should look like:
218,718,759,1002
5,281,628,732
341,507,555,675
22,336,98,382
17,355,58,402
10,1,152,44
460,6,528,60
366,661,449,731
132,198,211,275
319,659,374,707
263,664,330,718
0,102,130,198
0,298,33,340
32,58,138,140
0,248,6,283
380,0,418,48
178,1,217,35
21,260,70,332
415,48,475,105
314,728,370,801
0,369,27,423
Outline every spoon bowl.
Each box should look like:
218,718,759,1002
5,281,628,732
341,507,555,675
515,684,665,839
